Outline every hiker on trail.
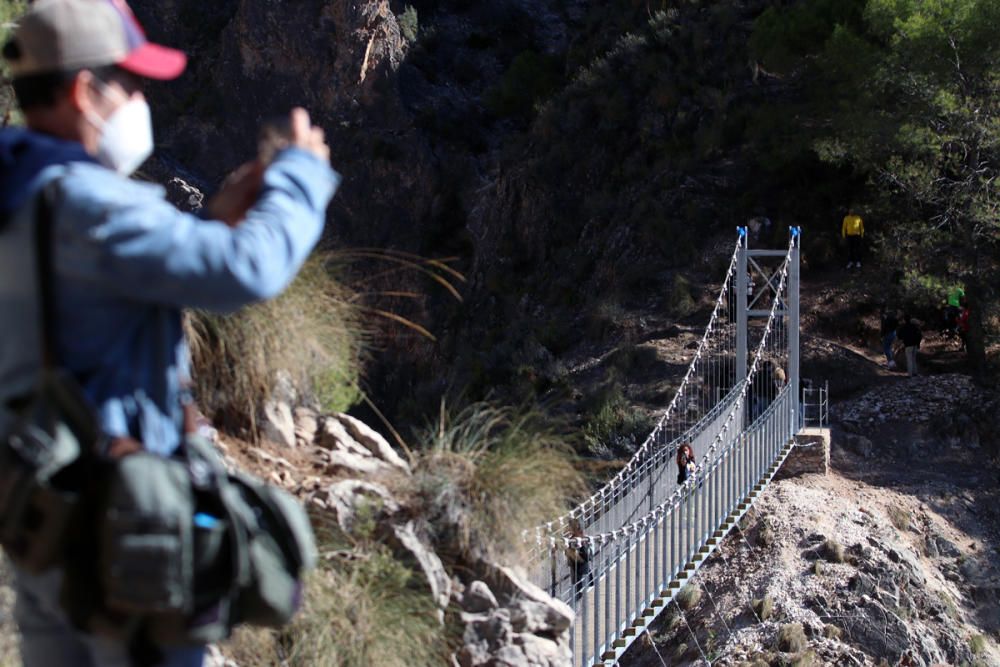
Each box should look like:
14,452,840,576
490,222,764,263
943,286,965,336
896,315,923,377
841,208,865,269
880,308,899,369
0,1,337,665
566,519,593,595
676,443,696,484
956,297,971,352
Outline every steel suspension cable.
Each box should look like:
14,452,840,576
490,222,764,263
534,236,743,537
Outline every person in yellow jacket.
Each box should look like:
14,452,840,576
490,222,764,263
842,208,865,268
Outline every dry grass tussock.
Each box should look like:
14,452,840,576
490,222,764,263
186,253,364,434
405,402,586,567
225,545,447,667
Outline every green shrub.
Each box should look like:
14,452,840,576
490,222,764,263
749,0,864,74
777,622,808,653
898,270,955,314
186,253,363,434
581,384,654,456
397,5,418,43
801,231,839,270
485,50,563,119
609,344,659,376
668,273,697,318
587,298,626,340
970,634,987,655
941,592,960,619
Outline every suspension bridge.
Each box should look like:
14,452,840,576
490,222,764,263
530,228,829,666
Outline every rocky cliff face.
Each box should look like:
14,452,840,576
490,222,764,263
131,0,441,251
128,0,811,425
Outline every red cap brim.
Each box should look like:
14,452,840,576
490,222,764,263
118,42,187,80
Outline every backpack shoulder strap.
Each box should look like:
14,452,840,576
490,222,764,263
33,180,62,370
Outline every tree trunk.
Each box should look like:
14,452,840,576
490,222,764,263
963,272,989,382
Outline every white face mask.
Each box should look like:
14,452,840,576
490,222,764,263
85,89,154,176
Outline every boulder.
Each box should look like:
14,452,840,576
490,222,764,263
323,448,395,478
164,177,205,212
933,534,961,558
312,479,399,532
335,413,410,472
387,521,451,615
500,634,570,666
294,406,320,446
834,599,915,664
457,609,513,666
485,565,573,634
316,416,373,458
463,580,499,613
261,398,296,448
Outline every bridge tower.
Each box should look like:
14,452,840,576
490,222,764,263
736,227,801,427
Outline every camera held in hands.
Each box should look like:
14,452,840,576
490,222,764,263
257,116,293,164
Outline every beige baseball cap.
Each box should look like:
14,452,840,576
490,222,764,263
5,0,185,80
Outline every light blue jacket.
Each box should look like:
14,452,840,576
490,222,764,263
0,129,340,456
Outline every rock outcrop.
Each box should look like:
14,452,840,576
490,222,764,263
224,408,574,666
626,474,997,666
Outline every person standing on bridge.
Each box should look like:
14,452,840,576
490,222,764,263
676,443,695,485
566,519,592,597
841,207,865,269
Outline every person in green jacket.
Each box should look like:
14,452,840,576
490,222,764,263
943,286,965,335
842,208,865,269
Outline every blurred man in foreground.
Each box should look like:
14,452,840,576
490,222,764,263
0,1,339,664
